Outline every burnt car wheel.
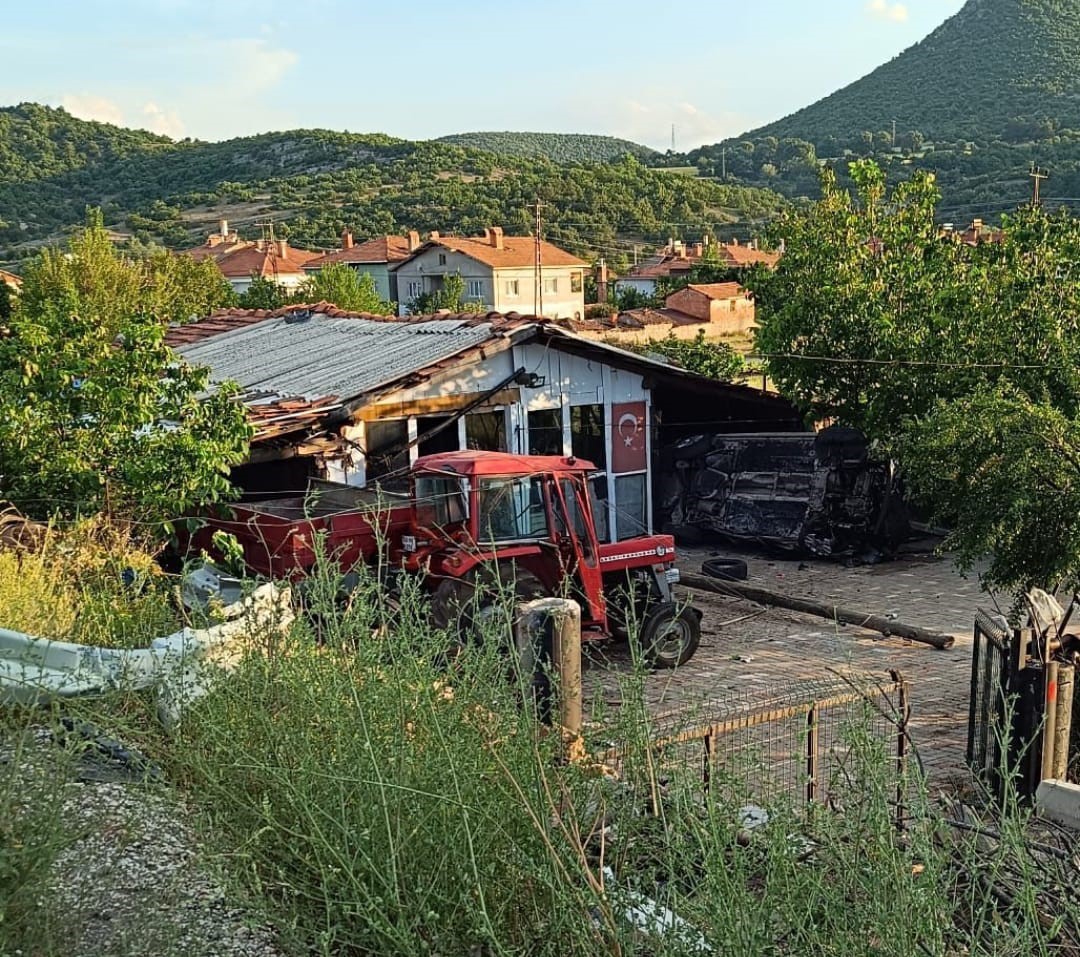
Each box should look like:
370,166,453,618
637,602,701,669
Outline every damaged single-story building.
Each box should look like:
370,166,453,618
166,303,803,542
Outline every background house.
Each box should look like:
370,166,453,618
573,282,756,343
613,238,780,299
182,220,318,293
167,305,799,542
391,228,587,319
303,231,422,304
0,269,21,293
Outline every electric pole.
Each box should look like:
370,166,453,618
721,146,727,180
530,199,545,317
671,124,676,151
1030,163,1049,207
892,119,897,146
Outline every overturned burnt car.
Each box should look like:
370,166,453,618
656,426,909,559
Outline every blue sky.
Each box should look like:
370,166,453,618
1,0,965,148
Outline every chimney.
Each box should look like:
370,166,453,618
972,218,984,231
429,231,440,241
407,230,421,251
341,229,354,250
275,240,288,258
596,259,609,304
481,227,491,242
219,218,229,239
667,236,675,254
490,226,504,250
676,241,687,260
255,239,265,251
207,234,222,248
731,237,739,247
693,242,704,258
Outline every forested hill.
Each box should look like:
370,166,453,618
435,132,656,163
753,0,1080,145
0,103,783,268
678,0,1080,220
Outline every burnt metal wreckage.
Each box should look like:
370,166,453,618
657,426,910,561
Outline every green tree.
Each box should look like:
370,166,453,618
237,275,289,310
625,331,744,381
752,162,1080,592
0,211,251,529
144,250,236,323
409,272,483,314
300,263,393,314
0,283,12,323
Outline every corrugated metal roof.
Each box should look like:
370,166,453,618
175,313,506,405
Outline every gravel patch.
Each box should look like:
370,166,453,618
3,730,283,957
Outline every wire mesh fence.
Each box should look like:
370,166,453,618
601,671,909,813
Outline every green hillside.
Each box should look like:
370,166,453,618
435,131,656,163
679,0,1080,219
0,104,782,268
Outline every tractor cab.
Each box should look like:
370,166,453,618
405,451,701,668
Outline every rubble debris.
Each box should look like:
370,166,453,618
680,571,955,650
0,582,292,729
659,427,909,559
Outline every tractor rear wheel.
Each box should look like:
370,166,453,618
637,602,701,669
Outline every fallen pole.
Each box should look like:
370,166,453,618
679,572,955,650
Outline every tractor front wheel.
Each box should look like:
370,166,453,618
637,602,701,669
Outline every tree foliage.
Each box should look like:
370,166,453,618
299,263,393,314
752,162,1080,592
0,211,251,528
625,331,744,382
434,131,656,164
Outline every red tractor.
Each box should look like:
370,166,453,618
402,452,700,669
189,451,701,668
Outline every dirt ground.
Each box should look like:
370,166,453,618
584,539,992,786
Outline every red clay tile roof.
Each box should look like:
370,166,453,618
684,282,747,300
397,235,587,270
180,239,319,278
0,269,21,290
720,243,780,268
623,243,779,280
305,236,415,269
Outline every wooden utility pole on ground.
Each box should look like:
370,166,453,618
529,199,545,317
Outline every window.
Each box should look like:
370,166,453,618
466,410,507,451
504,279,520,297
466,279,484,299
407,280,422,298
588,476,610,543
614,473,648,541
570,271,583,293
542,277,558,294
416,415,459,456
570,404,605,471
477,476,547,542
438,253,447,266
528,408,563,456
414,475,467,529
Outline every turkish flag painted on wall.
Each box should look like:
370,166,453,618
611,401,647,473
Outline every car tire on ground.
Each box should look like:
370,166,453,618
701,556,749,581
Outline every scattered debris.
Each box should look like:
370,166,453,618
0,582,292,729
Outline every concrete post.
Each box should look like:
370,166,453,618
514,598,582,743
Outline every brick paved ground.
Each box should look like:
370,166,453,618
584,539,997,787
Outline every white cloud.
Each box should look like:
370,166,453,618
603,95,752,151
142,101,186,139
865,0,909,22
213,38,299,97
60,93,125,126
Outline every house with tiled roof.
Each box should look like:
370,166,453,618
391,227,588,320
303,230,422,304
614,238,780,299
0,269,21,293
181,220,319,294
572,282,755,344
